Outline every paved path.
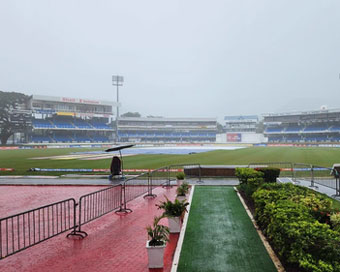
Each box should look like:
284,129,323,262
278,177,340,199
0,185,178,272
177,186,277,272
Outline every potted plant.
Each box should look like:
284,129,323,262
146,215,170,268
157,197,189,233
176,172,185,186
176,182,189,201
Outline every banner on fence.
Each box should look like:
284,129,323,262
0,168,15,171
30,168,183,172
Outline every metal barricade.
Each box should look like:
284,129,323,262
0,198,76,259
149,166,171,193
169,164,202,183
123,172,150,204
294,164,339,193
74,184,122,236
292,163,313,184
248,162,294,179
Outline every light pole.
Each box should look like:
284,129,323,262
112,75,124,142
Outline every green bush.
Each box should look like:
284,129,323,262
255,167,281,183
235,168,263,184
330,213,340,232
236,168,264,198
176,182,189,196
156,197,189,217
176,172,185,180
251,183,340,271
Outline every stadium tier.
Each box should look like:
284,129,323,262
117,117,217,143
29,95,116,143
263,108,340,143
218,115,264,144
224,115,258,133
24,95,218,144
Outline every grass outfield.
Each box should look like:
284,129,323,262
1,146,340,175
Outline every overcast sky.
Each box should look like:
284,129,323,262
1,0,340,121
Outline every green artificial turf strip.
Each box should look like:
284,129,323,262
177,186,276,272
2,146,340,175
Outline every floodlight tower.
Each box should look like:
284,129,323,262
112,75,124,142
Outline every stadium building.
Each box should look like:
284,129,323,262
117,117,217,143
29,95,116,143
263,108,340,143
216,115,265,143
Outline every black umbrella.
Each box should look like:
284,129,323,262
105,144,134,178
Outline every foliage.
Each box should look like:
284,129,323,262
176,181,189,196
235,168,263,185
330,213,340,232
121,112,141,117
0,91,30,145
236,168,264,197
176,172,185,180
216,122,224,133
157,197,189,217
254,167,280,183
146,215,170,246
251,183,340,271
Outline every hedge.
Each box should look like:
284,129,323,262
252,183,340,272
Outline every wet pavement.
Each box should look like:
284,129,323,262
278,177,340,199
0,185,179,272
0,176,240,186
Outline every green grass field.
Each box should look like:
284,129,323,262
1,146,340,175
177,186,276,271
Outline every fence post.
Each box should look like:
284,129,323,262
197,164,203,183
67,200,87,238
115,184,132,214
163,166,172,188
335,169,340,196
309,165,318,189
144,170,157,198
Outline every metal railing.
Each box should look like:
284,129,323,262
124,172,150,203
291,163,312,184
0,163,202,259
169,164,202,183
248,161,340,196
74,184,122,236
0,198,76,259
292,163,339,195
248,162,294,178
149,166,172,192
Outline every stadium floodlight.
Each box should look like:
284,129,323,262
112,75,124,142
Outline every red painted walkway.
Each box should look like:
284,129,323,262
0,185,178,272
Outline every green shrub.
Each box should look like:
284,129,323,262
236,168,264,198
176,172,185,180
330,213,340,232
251,183,340,271
156,197,189,217
176,182,189,196
255,167,281,183
146,215,170,246
235,168,263,184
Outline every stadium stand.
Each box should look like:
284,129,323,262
29,95,116,143
263,108,340,144
118,117,217,143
